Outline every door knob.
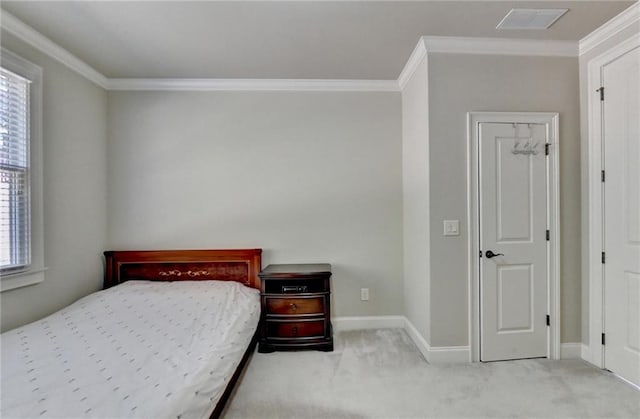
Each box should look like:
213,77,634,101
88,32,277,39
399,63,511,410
485,250,504,259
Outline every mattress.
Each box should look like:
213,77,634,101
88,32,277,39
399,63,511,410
1,280,261,419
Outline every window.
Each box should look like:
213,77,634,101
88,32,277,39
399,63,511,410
0,48,44,291
1,66,30,272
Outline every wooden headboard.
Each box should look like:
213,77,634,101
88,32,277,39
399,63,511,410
103,249,262,290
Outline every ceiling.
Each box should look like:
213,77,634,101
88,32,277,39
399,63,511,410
1,1,635,80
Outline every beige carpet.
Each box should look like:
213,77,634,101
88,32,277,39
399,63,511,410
223,329,640,418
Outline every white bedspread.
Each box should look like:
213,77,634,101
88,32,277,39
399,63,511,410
1,280,260,419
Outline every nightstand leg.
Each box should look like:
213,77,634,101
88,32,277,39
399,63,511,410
318,342,334,352
258,342,276,353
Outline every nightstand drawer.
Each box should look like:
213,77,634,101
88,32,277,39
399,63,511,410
266,320,325,338
266,297,325,315
264,279,328,294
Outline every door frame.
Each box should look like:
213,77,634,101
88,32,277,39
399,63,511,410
467,111,560,362
585,34,640,369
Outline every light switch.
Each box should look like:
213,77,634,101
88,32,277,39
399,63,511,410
443,220,460,236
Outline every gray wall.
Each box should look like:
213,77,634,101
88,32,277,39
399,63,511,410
0,30,589,346
0,32,108,332
428,53,581,346
402,55,431,343
106,91,404,319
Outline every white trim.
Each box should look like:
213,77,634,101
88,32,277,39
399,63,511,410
467,112,560,362
581,344,592,363
422,36,578,57
560,343,582,359
332,316,471,364
0,10,109,89
0,10,397,92
585,33,640,370
2,10,582,93
332,315,405,332
550,114,561,361
96,36,580,91
579,2,640,56
0,268,47,292
404,318,470,363
427,345,471,364
403,318,430,361
0,48,46,292
397,38,427,90
106,78,399,92
586,45,605,369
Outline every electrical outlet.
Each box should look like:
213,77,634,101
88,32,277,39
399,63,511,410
360,288,369,301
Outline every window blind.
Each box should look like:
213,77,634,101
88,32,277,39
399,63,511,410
0,67,31,272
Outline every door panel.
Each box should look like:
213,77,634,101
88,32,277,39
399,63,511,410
479,122,548,361
496,138,533,242
497,264,533,332
625,273,640,353
603,46,640,386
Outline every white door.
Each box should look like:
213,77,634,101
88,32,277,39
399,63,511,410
603,46,640,386
479,122,548,361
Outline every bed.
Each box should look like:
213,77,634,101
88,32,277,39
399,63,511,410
1,249,262,419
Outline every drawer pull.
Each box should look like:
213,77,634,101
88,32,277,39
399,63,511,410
289,303,297,311
292,326,298,336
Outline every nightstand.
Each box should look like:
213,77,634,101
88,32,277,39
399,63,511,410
258,264,333,352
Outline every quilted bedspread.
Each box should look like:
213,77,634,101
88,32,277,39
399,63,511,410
1,280,260,419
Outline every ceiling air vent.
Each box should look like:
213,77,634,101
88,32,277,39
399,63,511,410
496,9,568,30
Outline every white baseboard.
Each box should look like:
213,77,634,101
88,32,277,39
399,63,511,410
428,345,471,363
560,343,583,359
403,317,470,363
334,316,582,365
332,315,405,332
581,344,593,364
403,317,431,361
332,315,470,363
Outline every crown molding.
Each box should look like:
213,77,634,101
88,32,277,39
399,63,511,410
422,36,578,57
106,78,399,92
1,10,109,88
397,37,427,90
3,9,584,93
1,9,397,92
579,2,640,56
398,35,578,91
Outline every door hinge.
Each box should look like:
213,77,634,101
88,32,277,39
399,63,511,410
601,170,605,182
597,86,605,101
479,250,482,258
546,315,550,326
601,333,606,345
546,230,550,241
602,252,606,264
545,143,550,155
